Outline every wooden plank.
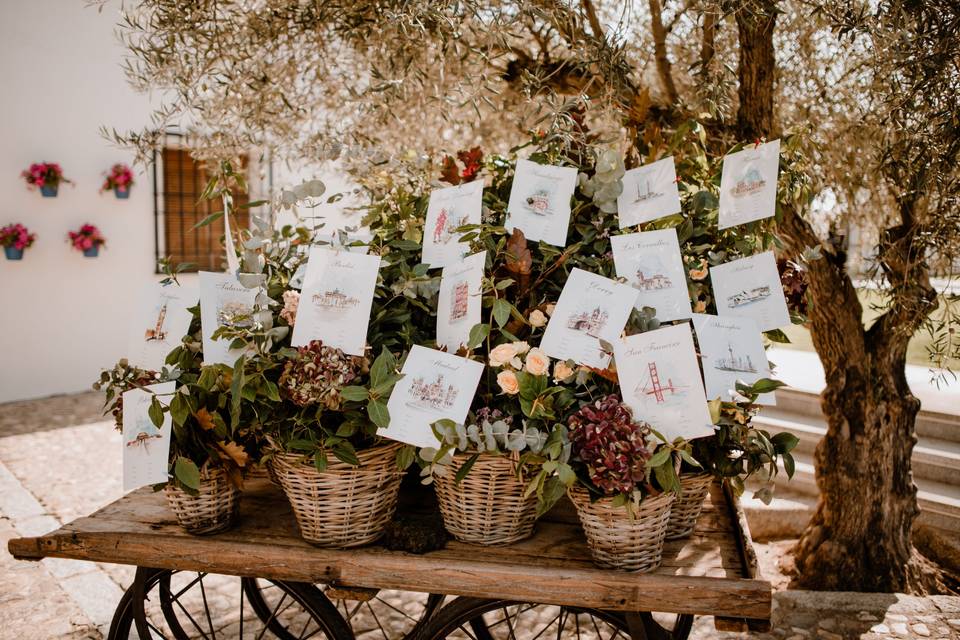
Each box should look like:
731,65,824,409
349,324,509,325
714,481,770,631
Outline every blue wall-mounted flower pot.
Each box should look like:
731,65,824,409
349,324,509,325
40,184,58,198
83,246,100,258
4,246,24,260
114,187,130,199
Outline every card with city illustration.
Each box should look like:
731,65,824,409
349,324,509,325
127,282,197,371
691,313,776,405
423,180,483,268
505,159,578,246
436,251,485,351
718,139,781,229
709,250,790,332
199,271,259,366
381,345,484,447
616,156,683,227
291,245,381,356
122,382,175,492
610,228,693,322
614,323,714,442
540,268,639,369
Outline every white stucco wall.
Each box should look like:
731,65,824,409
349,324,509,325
0,2,359,402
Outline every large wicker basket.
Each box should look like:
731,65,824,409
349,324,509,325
164,467,240,535
568,486,674,572
434,454,538,545
665,473,713,540
270,441,404,548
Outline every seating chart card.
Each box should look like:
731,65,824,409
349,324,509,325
122,382,175,492
540,268,639,369
611,228,692,322
505,159,577,246
614,324,714,442
718,139,780,229
128,282,197,371
436,251,485,352
616,157,682,227
423,180,483,268
709,251,790,332
291,246,381,356
691,314,776,405
381,345,484,448
199,271,259,366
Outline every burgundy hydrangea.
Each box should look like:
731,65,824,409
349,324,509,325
567,395,653,495
278,340,369,409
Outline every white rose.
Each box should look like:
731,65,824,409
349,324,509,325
489,343,518,367
528,309,547,327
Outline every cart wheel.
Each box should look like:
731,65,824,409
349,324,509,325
109,567,354,639
419,597,693,640
245,578,444,640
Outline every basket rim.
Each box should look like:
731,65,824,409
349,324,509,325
269,439,404,471
567,484,675,510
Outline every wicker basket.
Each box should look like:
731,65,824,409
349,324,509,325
271,441,404,548
433,454,538,545
665,473,713,540
568,486,674,572
164,468,240,535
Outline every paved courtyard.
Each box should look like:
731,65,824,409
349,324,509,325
0,393,958,639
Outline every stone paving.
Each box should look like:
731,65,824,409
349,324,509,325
1,393,958,639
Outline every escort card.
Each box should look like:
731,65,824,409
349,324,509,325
199,271,258,366
617,157,682,227
718,139,780,229
122,382,175,492
709,251,790,332
691,314,775,405
381,345,484,447
436,251,485,351
291,246,381,356
423,180,483,268
611,228,692,322
505,159,578,246
128,282,197,371
614,324,713,442
540,268,639,369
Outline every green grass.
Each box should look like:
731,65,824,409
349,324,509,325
776,289,960,370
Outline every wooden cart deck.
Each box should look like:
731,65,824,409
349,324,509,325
7,479,771,623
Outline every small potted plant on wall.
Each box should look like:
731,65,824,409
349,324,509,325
101,163,135,199
0,223,36,260
21,162,72,197
68,224,106,257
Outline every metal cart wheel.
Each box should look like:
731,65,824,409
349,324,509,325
244,578,444,640
107,567,354,639
418,597,693,640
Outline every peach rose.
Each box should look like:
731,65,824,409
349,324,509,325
524,348,550,376
689,258,709,281
693,299,707,313
553,360,575,383
497,370,520,395
489,343,518,367
512,340,531,355
544,303,556,316
528,309,547,328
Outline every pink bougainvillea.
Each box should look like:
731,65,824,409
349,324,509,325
21,162,71,189
101,163,135,193
0,224,36,251
68,224,106,252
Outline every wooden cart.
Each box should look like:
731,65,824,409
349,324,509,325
8,478,771,640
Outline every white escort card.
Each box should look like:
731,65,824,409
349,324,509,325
292,246,381,356
128,282,197,371
614,324,714,442
709,251,790,332
199,271,259,366
423,180,483,268
540,268,639,369
617,157,683,227
122,382,175,492
611,228,692,322
381,345,484,447
505,159,578,246
691,314,776,405
436,251,485,351
718,139,780,229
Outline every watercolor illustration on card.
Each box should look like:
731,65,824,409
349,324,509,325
407,373,459,412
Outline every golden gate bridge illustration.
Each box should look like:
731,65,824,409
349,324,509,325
636,361,688,404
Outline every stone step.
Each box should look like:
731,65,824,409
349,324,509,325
754,410,960,487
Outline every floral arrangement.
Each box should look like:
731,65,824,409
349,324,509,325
68,224,106,252
0,224,36,250
101,163,135,194
21,162,71,189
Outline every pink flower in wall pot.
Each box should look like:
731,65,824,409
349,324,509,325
101,163,135,199
68,224,106,257
21,162,72,197
1,223,36,260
